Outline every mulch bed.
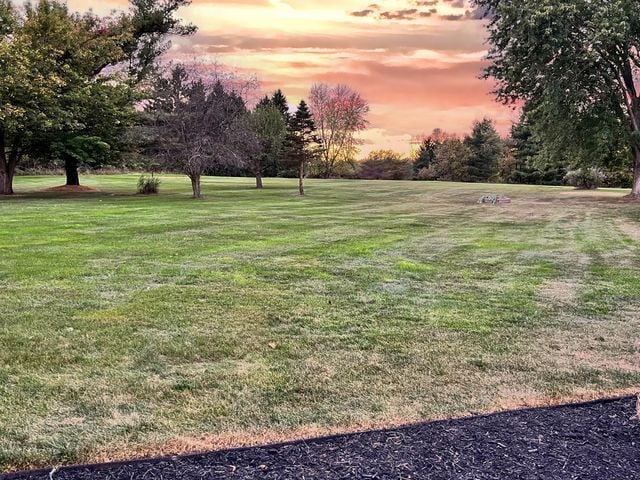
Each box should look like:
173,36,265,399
4,396,639,480
41,185,100,193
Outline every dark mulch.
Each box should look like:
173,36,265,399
4,396,639,480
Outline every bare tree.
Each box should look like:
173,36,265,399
308,83,369,178
149,65,252,198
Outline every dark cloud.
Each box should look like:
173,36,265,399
441,13,464,20
379,8,418,20
350,9,375,17
348,0,487,22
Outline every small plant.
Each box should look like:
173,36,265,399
137,174,160,194
564,167,606,190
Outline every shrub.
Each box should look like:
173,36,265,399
357,150,413,180
416,166,438,181
564,167,606,190
137,174,160,194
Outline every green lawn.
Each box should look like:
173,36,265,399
1,175,639,471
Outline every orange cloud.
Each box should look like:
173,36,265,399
58,0,513,155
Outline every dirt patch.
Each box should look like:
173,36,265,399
42,185,101,193
538,280,579,306
618,220,640,241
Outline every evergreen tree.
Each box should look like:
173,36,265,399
507,112,567,186
271,89,290,123
256,95,272,109
413,138,438,176
464,118,504,182
283,100,320,195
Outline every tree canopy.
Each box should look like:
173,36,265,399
309,83,369,178
149,65,252,198
474,0,640,196
0,0,195,194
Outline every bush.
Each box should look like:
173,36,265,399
415,166,437,181
357,150,413,180
137,174,160,194
564,167,606,190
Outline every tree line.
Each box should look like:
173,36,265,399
4,0,640,197
0,0,370,198
355,115,634,189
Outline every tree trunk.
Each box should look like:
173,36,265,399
0,134,17,195
298,161,305,196
0,162,14,195
256,173,263,189
65,157,80,186
632,146,640,198
190,175,201,198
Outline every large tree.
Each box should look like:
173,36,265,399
0,0,194,194
0,1,67,194
474,0,640,197
308,83,369,178
283,100,321,195
150,66,251,198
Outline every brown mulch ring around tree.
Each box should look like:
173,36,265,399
41,185,101,193
3,396,639,480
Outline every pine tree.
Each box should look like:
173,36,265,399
256,95,272,109
271,89,290,123
413,138,438,176
284,100,320,195
464,118,504,183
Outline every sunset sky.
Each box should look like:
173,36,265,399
64,0,517,156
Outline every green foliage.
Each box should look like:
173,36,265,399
0,0,16,36
282,100,321,182
137,174,160,194
564,168,607,190
506,113,567,186
421,138,471,182
249,103,287,182
125,0,197,82
464,118,504,182
0,0,195,193
50,136,111,166
413,138,438,175
358,150,413,180
475,0,640,192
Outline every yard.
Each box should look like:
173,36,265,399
1,176,639,472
